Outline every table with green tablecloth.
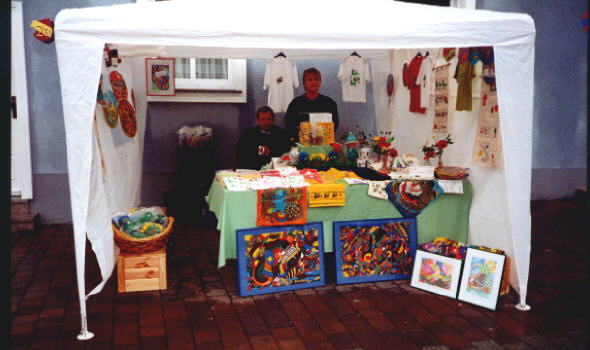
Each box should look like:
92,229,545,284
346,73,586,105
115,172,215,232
207,180,472,268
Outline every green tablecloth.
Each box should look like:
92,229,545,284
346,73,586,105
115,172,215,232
207,180,472,268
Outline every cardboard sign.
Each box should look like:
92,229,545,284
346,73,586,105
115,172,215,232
437,180,463,194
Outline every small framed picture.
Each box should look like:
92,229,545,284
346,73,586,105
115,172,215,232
457,248,506,310
410,250,462,298
236,222,326,296
333,218,417,285
145,57,176,96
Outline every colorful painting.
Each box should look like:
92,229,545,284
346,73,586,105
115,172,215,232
256,187,307,226
236,223,325,296
458,248,506,310
410,250,462,298
145,57,176,96
333,218,417,285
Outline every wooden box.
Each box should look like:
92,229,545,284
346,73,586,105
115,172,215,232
117,247,167,293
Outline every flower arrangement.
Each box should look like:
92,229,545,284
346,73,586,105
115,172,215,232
422,134,454,166
371,131,395,155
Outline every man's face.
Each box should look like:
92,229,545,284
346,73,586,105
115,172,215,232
257,111,274,131
303,73,321,94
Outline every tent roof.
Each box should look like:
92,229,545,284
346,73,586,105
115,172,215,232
56,0,535,59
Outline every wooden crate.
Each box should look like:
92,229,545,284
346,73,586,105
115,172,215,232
117,247,167,293
500,256,511,296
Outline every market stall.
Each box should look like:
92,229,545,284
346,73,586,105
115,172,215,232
55,0,535,339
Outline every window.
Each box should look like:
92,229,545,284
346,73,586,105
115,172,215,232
147,58,247,103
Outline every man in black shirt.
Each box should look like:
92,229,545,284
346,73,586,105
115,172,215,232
285,67,339,142
236,106,291,170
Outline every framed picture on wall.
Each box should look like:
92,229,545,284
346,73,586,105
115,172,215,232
145,57,176,96
457,248,506,310
236,222,326,296
410,250,462,298
333,218,417,285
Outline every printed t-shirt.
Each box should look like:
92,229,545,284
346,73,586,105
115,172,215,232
263,57,299,113
337,56,372,102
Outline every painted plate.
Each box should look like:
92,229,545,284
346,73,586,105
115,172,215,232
117,99,137,138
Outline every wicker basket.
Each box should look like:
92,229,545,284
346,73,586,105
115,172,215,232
113,216,175,254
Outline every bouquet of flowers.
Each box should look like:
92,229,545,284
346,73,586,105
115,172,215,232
422,134,454,166
371,131,395,155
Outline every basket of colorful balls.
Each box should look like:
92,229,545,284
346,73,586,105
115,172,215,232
112,207,174,253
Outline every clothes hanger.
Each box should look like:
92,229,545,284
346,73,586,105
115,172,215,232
274,52,286,58
351,51,361,57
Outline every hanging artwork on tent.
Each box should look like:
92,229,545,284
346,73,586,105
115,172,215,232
256,187,307,226
333,218,417,284
97,74,118,128
433,63,450,133
472,47,501,167
236,222,326,296
145,57,176,96
457,248,506,310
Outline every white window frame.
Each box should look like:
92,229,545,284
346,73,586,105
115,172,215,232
147,58,247,103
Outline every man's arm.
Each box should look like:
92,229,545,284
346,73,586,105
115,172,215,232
285,99,299,142
330,98,340,131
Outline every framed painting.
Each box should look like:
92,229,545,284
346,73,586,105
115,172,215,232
145,57,176,96
457,248,506,310
236,222,325,296
333,218,417,285
410,250,462,298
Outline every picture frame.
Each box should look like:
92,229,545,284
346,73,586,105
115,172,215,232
410,250,462,298
236,222,325,296
457,247,506,310
333,218,417,285
145,57,176,96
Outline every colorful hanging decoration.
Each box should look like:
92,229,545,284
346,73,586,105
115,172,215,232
385,180,443,217
472,47,502,168
256,187,307,226
30,19,54,43
433,62,451,133
109,70,137,138
442,48,456,62
96,74,118,128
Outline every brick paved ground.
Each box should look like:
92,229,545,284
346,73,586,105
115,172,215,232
10,198,587,349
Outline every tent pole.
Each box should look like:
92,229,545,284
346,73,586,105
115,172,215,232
77,312,94,340
515,284,531,311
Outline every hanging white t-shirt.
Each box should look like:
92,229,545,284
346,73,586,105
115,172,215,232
263,57,299,113
417,55,434,108
337,56,372,102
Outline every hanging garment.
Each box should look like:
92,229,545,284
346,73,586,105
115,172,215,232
403,55,426,114
417,55,435,109
337,56,372,102
263,56,299,113
454,60,475,111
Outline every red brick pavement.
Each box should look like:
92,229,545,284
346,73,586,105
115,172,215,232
10,198,587,349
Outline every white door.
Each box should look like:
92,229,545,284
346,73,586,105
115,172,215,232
11,1,33,199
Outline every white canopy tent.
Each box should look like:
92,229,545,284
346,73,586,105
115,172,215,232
55,0,535,340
